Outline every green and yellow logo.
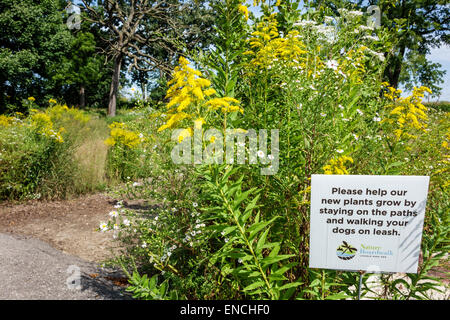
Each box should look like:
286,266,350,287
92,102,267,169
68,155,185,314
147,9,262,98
336,241,357,260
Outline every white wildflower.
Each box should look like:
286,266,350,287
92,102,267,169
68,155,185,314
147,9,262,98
99,222,108,232
326,60,339,71
109,211,119,218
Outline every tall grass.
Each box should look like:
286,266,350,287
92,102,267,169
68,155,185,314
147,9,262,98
0,106,110,200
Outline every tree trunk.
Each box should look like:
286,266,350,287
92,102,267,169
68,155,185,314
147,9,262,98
141,82,146,100
391,44,406,89
108,55,122,117
79,85,86,109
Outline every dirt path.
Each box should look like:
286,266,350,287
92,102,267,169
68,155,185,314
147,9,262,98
0,193,119,262
0,192,132,299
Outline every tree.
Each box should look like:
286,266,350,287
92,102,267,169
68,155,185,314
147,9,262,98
0,0,72,112
310,0,450,94
80,0,183,116
399,52,446,100
51,31,109,108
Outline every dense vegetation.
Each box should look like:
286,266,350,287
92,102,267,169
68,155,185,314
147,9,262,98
0,0,449,300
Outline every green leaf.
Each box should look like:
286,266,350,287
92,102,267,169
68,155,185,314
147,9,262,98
243,281,265,292
261,254,295,268
278,281,303,291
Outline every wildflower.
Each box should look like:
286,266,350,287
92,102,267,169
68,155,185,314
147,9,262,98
336,149,344,154
141,242,147,248
356,109,364,116
326,60,339,71
373,116,381,122
99,222,108,232
48,98,57,104
320,113,327,117
105,122,142,148
238,4,249,21
113,224,119,230
323,155,354,175
28,97,35,102
257,150,265,158
193,202,198,208
109,211,119,218
123,219,131,227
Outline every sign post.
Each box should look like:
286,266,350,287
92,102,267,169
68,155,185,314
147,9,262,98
309,174,430,298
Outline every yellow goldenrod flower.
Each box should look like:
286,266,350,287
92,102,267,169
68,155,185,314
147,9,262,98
238,5,249,21
383,85,431,141
158,56,242,131
323,156,353,175
105,122,141,148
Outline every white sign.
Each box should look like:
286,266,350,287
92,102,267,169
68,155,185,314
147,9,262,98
309,174,430,273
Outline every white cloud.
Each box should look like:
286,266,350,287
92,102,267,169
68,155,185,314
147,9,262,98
428,45,450,63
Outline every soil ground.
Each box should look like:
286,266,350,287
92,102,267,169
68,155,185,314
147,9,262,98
0,192,119,262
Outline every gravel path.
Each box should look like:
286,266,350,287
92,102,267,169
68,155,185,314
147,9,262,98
0,233,128,300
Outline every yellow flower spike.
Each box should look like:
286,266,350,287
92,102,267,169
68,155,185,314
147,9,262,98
238,5,249,21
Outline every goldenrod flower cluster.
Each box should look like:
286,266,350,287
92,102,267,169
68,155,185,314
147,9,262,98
338,46,367,84
244,14,307,69
0,115,16,127
105,122,143,149
30,111,64,143
442,130,450,151
323,156,353,175
158,56,242,135
1,99,92,144
382,85,431,140
238,4,249,21
46,104,90,124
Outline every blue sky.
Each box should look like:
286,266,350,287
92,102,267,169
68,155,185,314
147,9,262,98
427,45,450,102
